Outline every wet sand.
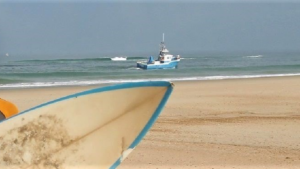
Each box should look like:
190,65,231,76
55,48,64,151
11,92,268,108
1,76,300,169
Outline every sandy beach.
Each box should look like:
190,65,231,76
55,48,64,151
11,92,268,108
1,76,300,169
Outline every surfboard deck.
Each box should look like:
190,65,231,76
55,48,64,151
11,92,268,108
0,81,174,169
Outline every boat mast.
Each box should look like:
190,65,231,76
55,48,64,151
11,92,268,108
158,33,169,60
160,33,166,51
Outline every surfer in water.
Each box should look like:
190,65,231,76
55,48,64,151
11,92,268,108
0,98,19,120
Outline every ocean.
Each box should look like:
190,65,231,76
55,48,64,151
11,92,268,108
1,53,300,89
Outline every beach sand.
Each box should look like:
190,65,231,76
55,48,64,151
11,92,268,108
1,76,300,169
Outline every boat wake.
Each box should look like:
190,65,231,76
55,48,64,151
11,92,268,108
245,55,263,58
180,58,195,60
127,67,141,70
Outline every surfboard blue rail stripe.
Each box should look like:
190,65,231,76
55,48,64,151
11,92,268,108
110,81,173,169
2,81,172,123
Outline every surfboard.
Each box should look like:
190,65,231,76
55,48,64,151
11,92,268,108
0,81,174,169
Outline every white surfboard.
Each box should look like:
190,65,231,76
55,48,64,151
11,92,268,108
0,81,174,169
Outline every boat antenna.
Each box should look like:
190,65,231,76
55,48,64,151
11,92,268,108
160,33,166,51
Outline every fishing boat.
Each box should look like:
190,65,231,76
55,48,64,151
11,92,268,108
137,33,180,70
111,56,127,61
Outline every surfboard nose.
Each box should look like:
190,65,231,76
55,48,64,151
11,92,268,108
0,81,173,169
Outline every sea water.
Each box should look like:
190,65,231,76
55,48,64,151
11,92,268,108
1,53,300,88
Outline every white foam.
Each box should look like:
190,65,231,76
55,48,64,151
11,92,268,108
1,73,300,89
245,55,263,58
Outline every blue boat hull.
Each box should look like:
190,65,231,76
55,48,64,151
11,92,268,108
137,61,179,70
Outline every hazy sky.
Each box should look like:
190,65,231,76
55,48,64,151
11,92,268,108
0,1,300,60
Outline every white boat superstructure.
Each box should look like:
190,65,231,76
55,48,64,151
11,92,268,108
111,56,127,61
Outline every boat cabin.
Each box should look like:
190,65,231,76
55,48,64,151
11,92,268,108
159,54,173,63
